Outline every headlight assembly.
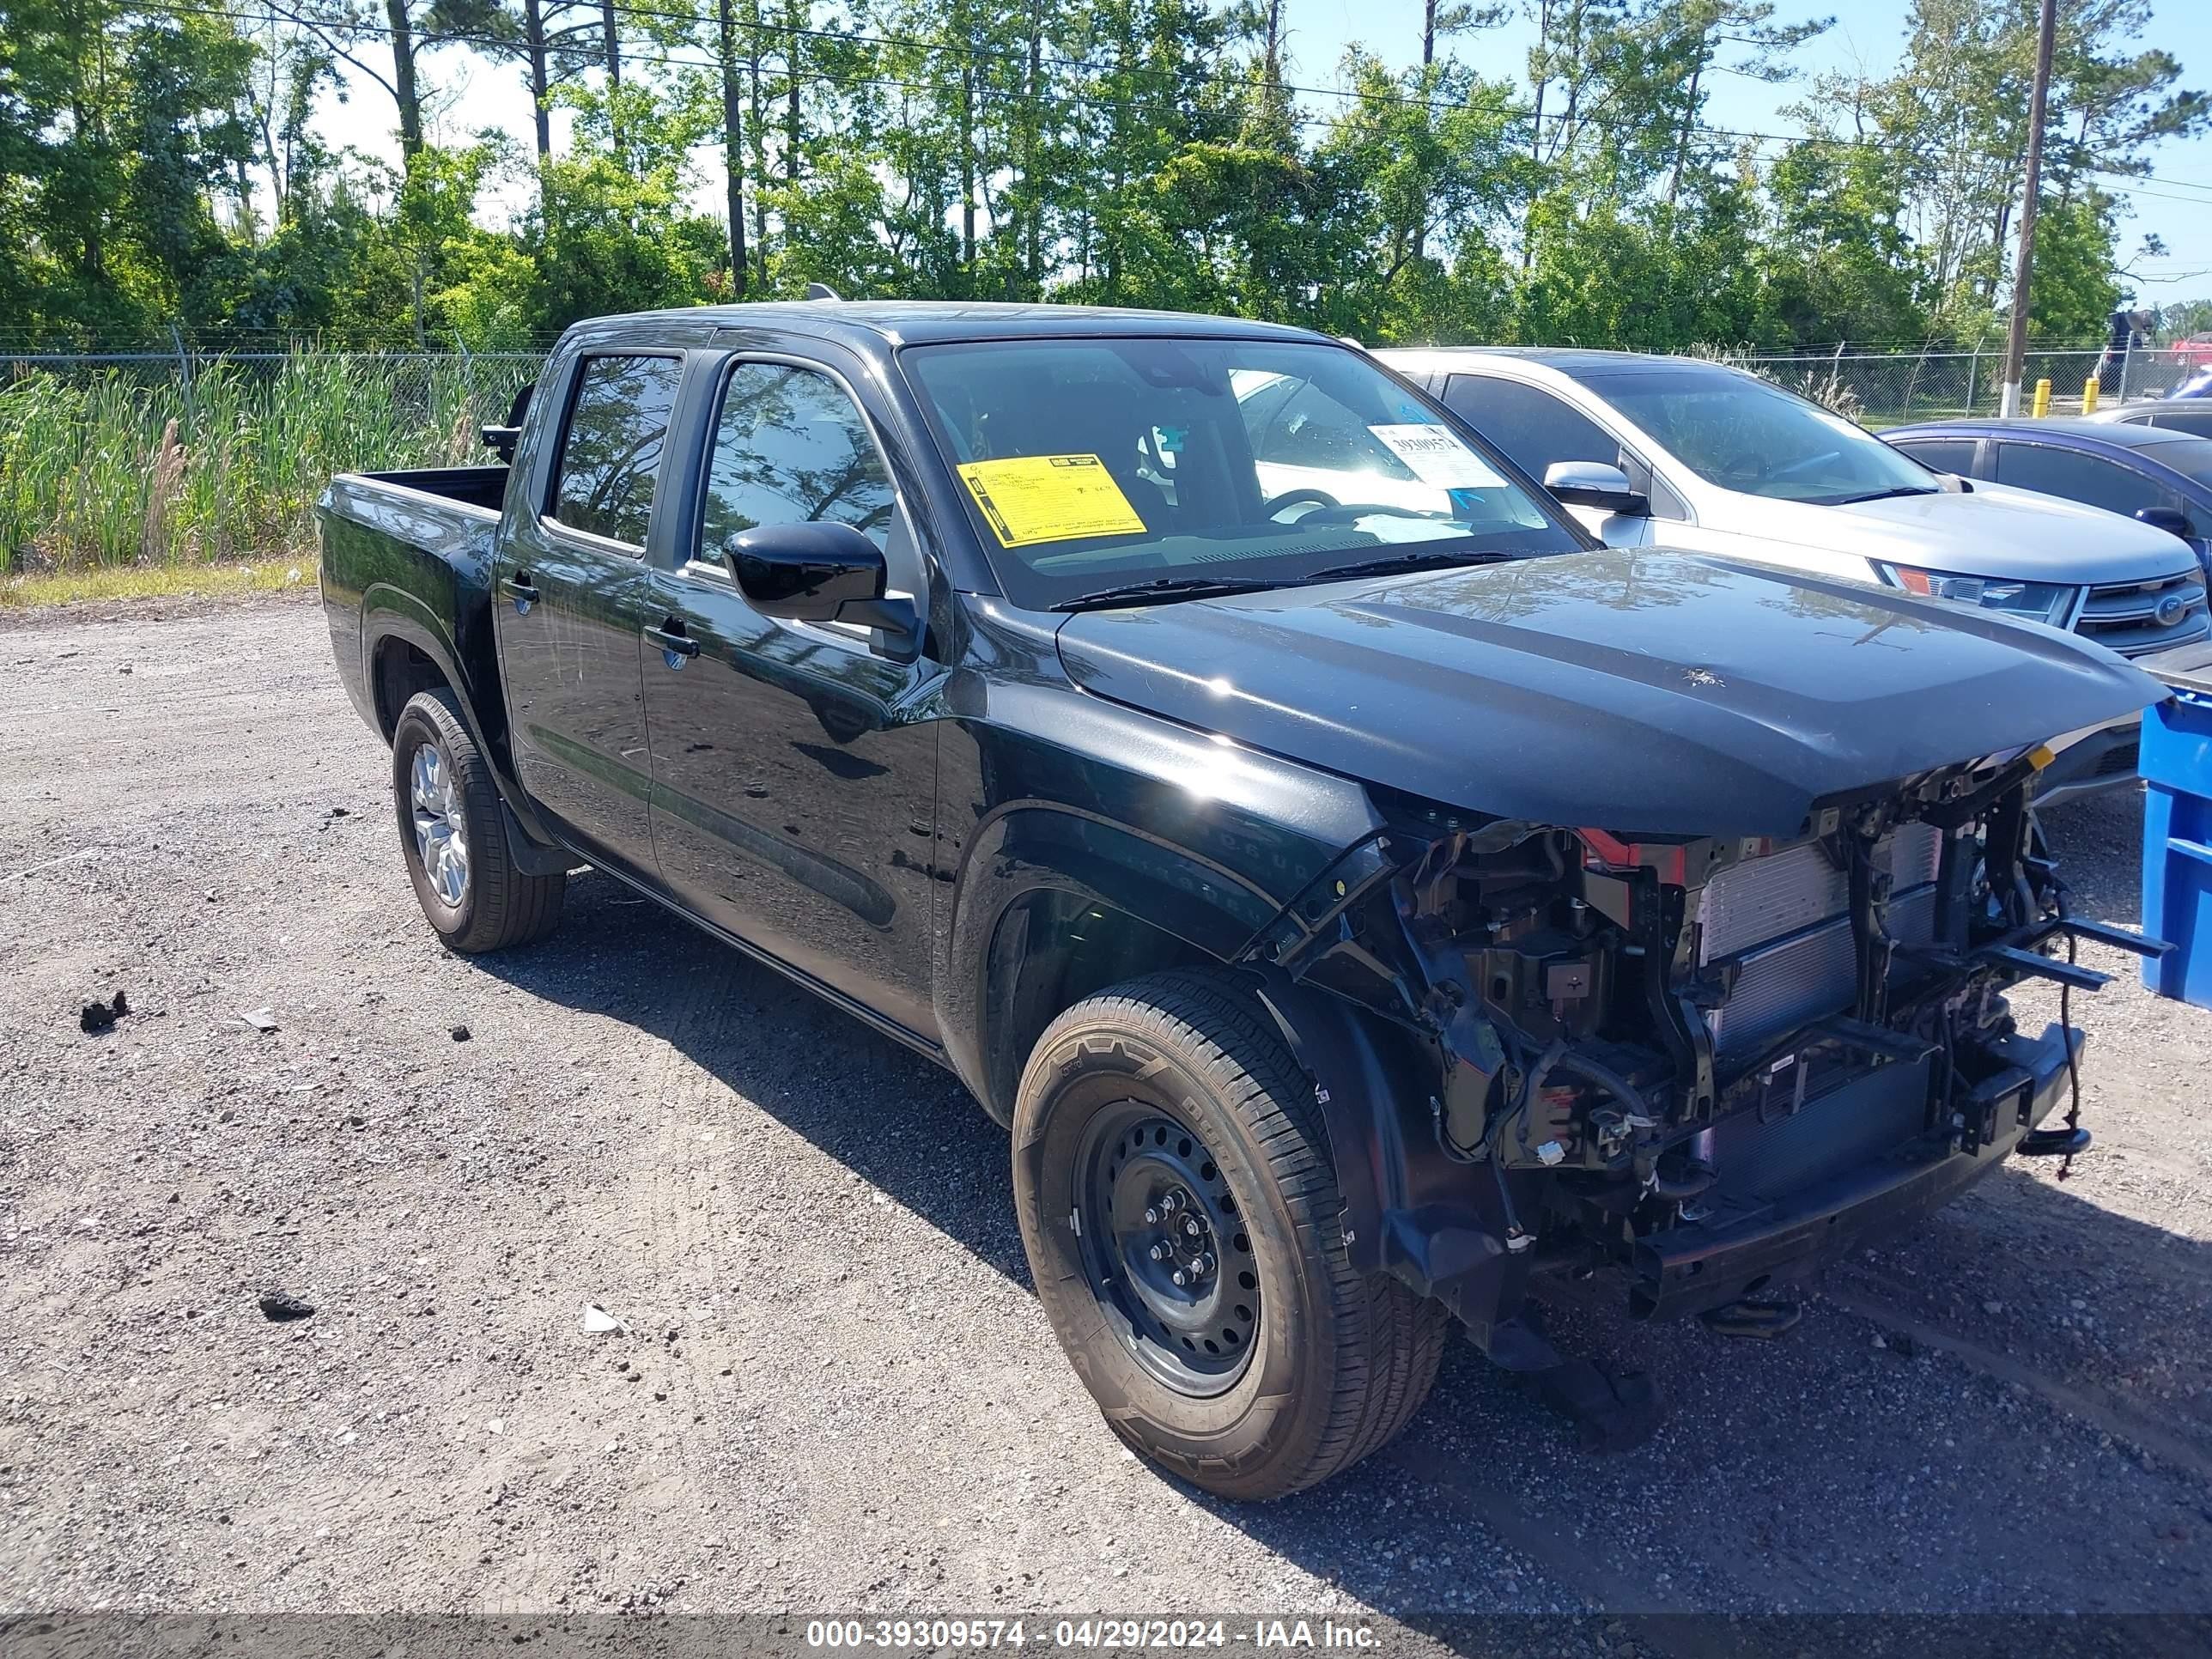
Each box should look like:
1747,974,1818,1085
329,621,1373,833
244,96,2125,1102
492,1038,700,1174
1878,563,2075,626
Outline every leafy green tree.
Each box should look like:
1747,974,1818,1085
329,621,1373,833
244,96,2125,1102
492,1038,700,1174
526,79,722,326
2026,188,2122,341
2157,298,2212,340
1310,48,1522,340
1757,133,1926,343
0,0,257,339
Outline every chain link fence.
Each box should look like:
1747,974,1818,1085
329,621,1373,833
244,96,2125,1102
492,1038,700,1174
1730,345,2207,427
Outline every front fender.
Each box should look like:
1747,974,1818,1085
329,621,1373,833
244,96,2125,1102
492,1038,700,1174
932,672,1385,1110
936,802,1283,1111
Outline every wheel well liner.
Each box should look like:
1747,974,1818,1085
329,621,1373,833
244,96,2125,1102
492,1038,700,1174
1245,970,1533,1351
372,635,451,739
974,890,1211,1126
939,804,1285,1122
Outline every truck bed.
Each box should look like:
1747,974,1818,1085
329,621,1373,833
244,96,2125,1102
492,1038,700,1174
317,465,510,744
343,465,511,516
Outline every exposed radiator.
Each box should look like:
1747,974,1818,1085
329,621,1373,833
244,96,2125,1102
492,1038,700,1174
1697,823,1946,1058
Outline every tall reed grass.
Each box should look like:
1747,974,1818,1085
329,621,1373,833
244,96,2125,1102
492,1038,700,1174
0,352,542,572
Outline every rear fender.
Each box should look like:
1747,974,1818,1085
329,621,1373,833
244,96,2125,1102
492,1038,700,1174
363,591,558,852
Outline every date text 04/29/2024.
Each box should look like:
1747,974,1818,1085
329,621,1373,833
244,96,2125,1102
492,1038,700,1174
802,1620,1382,1650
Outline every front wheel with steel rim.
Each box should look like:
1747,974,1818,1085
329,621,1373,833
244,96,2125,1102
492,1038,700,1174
1075,1103,1261,1397
390,688,566,954
1012,969,1449,1501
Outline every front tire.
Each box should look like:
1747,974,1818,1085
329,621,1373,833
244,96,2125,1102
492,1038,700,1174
390,689,565,953
1012,969,1447,1500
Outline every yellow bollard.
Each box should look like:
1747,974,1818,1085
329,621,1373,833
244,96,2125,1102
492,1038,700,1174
2083,377,2100,414
2033,378,2052,417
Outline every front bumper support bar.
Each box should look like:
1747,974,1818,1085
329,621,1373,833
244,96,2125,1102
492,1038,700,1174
1630,1022,2081,1322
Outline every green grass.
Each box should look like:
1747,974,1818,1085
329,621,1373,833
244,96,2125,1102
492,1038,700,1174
0,559,311,610
0,353,538,574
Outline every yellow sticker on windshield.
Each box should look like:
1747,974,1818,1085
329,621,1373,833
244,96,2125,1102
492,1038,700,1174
957,454,1146,548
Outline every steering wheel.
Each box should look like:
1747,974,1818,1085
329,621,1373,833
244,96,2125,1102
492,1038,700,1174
1262,488,1339,520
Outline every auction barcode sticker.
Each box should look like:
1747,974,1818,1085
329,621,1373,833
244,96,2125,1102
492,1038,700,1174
957,453,1148,548
1366,422,1509,489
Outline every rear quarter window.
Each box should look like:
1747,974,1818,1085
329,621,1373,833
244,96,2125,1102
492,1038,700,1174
550,354,685,547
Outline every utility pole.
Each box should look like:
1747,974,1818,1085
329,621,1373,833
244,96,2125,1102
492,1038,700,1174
1999,0,2058,418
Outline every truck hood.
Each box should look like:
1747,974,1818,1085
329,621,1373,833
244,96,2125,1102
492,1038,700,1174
1732,480,2194,583
1053,547,2163,837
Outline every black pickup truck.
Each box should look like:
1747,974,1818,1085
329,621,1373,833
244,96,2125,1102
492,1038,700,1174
320,301,2164,1499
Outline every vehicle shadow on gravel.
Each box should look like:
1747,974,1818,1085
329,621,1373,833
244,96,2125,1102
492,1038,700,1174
472,865,2212,1618
474,871,1036,1285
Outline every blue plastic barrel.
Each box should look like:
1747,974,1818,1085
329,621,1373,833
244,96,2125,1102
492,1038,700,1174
2141,664,2212,1008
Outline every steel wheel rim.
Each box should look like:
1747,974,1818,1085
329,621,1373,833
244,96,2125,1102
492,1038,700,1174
409,741,469,908
1075,1102,1260,1398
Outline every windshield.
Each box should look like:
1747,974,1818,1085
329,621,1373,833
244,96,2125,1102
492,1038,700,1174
902,337,1577,610
1575,365,1939,505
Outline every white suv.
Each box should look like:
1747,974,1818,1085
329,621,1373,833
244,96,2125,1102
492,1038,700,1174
1379,347,2209,802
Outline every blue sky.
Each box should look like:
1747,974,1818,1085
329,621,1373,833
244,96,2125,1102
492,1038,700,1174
320,0,2212,309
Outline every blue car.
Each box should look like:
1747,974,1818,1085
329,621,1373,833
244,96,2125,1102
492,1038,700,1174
1885,416,2212,576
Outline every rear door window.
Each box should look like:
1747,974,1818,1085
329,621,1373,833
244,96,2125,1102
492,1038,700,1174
550,354,685,547
1991,441,2167,519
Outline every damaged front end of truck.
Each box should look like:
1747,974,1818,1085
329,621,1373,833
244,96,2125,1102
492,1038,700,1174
1243,742,2166,1444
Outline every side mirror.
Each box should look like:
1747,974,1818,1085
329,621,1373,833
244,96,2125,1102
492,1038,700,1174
482,382,533,464
725,522,921,659
1543,459,1650,517
2137,505,2192,539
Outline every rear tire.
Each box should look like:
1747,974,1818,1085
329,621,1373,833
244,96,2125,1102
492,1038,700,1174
391,689,565,953
1012,969,1447,1500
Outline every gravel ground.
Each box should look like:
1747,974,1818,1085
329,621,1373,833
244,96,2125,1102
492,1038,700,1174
3,597,2209,1633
